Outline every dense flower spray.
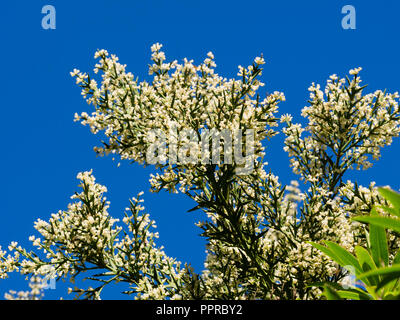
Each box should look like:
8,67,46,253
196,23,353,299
1,44,400,299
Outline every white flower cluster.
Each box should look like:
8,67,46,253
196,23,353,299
2,46,400,300
0,171,190,300
72,44,285,193
283,69,400,184
4,276,45,300
270,70,400,297
0,246,19,279
34,170,120,265
194,171,400,300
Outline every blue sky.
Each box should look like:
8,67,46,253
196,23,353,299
0,1,399,299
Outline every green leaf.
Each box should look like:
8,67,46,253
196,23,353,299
358,265,400,283
336,290,372,300
308,241,342,266
383,293,400,300
323,241,362,274
323,284,342,300
378,187,400,216
353,216,400,234
382,251,400,292
361,264,400,294
369,208,389,267
393,250,400,265
376,273,400,291
376,205,400,218
354,246,378,286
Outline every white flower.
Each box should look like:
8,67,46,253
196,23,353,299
280,113,292,123
254,56,265,65
349,67,362,75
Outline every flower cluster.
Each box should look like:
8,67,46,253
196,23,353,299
4,276,46,300
2,45,400,300
69,47,400,299
72,44,284,193
282,69,400,185
0,171,197,300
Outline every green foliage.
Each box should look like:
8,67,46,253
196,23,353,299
310,187,400,300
